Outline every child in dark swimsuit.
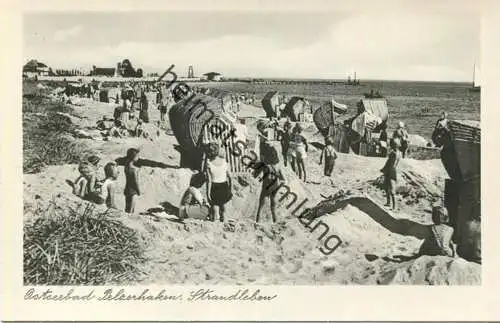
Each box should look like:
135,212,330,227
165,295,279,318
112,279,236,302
319,136,337,177
278,121,292,167
381,138,402,210
124,148,141,214
255,142,284,223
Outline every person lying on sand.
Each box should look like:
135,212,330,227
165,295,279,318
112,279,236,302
96,117,114,131
178,171,210,220
102,120,129,139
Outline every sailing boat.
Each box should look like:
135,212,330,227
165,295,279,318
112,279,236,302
346,71,360,86
471,63,481,92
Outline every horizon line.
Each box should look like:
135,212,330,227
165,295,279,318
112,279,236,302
216,76,474,84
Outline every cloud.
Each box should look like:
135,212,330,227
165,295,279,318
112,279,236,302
52,25,83,42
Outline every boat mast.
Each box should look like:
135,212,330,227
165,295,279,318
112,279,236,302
472,63,475,88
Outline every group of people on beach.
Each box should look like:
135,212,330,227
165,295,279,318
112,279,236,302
95,83,178,140
377,121,409,158
70,148,142,214
70,155,119,210
179,142,234,222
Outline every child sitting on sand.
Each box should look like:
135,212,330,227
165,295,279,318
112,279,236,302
178,171,210,220
124,148,141,214
135,119,144,137
71,155,103,204
319,136,337,177
418,205,456,257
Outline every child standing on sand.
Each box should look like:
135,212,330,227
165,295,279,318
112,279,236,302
319,136,337,177
255,143,285,223
124,148,141,214
204,143,232,222
291,124,309,182
381,138,402,210
100,162,118,209
278,121,292,167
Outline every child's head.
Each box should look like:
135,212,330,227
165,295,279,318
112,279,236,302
256,119,268,134
87,155,100,167
104,162,118,180
326,136,334,145
432,205,449,225
126,148,140,162
189,172,206,189
78,161,92,177
206,142,220,160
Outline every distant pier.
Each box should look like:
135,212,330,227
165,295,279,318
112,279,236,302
229,79,356,86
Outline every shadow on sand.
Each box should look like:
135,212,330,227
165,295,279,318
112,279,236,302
310,141,325,150
115,157,179,169
308,196,431,240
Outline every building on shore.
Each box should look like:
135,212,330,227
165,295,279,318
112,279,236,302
23,59,52,79
91,66,116,77
202,72,222,81
90,59,143,78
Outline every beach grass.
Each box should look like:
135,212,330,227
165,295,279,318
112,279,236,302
23,202,145,285
23,81,95,173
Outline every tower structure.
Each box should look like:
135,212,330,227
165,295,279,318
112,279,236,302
188,65,194,78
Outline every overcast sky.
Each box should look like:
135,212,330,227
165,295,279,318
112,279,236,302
23,11,480,82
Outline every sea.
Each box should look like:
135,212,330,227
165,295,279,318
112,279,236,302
199,80,481,140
